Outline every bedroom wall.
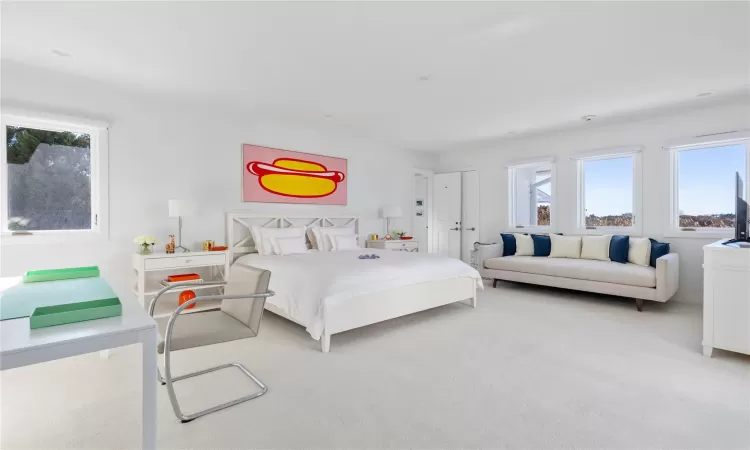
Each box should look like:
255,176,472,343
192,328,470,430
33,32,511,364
437,97,750,304
0,62,437,296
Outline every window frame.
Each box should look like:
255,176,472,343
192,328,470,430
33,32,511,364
507,158,557,233
1,110,109,245
665,134,750,239
575,149,642,236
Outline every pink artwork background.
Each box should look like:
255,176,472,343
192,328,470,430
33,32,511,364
242,144,348,205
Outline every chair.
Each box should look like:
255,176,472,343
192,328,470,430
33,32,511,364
148,267,274,423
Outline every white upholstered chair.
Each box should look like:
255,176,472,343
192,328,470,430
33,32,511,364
148,267,273,423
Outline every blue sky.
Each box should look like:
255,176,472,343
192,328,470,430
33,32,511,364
584,157,633,216
584,145,747,216
677,144,746,215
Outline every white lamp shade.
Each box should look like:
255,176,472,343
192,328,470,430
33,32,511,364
168,200,196,217
381,206,403,218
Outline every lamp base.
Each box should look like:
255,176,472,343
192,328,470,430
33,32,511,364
176,245,190,253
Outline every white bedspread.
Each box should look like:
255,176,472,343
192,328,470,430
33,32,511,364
232,249,483,339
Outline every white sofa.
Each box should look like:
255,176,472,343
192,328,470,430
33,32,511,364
476,243,679,311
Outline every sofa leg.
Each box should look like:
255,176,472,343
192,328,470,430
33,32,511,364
635,298,643,312
492,279,498,288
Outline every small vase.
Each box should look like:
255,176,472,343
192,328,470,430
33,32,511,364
140,244,152,255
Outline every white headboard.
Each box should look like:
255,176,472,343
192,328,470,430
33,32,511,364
226,212,359,261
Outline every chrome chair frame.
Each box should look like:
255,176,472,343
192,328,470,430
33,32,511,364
149,281,274,423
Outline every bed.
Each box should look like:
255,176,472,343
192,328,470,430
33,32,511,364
225,213,482,352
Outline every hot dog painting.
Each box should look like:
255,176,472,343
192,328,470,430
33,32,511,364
242,144,347,205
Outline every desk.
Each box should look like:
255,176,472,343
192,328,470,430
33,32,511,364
702,240,750,357
0,277,158,449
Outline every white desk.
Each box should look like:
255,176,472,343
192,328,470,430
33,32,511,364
702,240,750,357
0,277,158,449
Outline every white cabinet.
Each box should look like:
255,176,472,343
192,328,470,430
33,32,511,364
366,240,419,252
702,240,750,357
133,251,228,317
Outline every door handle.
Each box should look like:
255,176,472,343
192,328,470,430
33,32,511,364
463,227,476,231
449,227,460,231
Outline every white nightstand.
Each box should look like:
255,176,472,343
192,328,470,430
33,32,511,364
132,250,228,317
366,240,419,252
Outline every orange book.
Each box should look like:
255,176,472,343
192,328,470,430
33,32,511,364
167,273,200,282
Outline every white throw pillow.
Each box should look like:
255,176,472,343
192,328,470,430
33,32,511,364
549,234,582,259
316,226,356,252
330,234,359,251
271,236,308,255
514,233,534,256
628,237,651,266
580,235,612,261
254,226,306,255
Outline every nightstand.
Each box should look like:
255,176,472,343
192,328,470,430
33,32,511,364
132,251,228,317
366,240,419,252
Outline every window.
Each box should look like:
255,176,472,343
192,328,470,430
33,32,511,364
1,111,108,241
508,160,554,230
576,148,641,233
668,134,749,236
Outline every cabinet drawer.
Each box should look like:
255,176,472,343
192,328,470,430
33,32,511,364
144,254,226,271
386,241,418,249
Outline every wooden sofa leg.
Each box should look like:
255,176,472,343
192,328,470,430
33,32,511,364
492,279,498,288
635,298,643,312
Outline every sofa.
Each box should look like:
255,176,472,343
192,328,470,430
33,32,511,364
476,240,679,311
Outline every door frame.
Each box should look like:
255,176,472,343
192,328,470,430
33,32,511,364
413,168,435,253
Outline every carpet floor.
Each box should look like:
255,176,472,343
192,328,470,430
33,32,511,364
1,280,748,449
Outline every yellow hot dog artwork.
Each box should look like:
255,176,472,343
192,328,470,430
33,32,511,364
246,158,346,198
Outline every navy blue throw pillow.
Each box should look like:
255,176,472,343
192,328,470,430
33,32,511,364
500,233,516,256
609,235,629,264
531,234,551,256
649,238,670,267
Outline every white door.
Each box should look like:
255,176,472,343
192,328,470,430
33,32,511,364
434,172,462,258
461,170,479,264
414,174,429,253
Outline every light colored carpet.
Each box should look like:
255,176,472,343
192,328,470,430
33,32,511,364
1,280,748,449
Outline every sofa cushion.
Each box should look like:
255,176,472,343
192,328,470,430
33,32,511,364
628,237,651,266
531,234,551,256
581,235,612,261
514,233,534,256
649,238,670,268
609,235,630,264
549,234,582,259
484,256,656,288
500,233,516,256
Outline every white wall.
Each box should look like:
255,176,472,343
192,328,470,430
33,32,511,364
413,174,428,252
437,97,750,304
0,62,437,297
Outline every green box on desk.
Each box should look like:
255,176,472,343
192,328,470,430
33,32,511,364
23,266,100,283
29,297,122,329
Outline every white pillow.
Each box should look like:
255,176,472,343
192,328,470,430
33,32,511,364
580,235,612,261
316,226,356,252
514,233,534,256
254,226,306,255
330,234,359,251
306,227,319,249
628,237,651,266
271,236,308,255
549,234,582,259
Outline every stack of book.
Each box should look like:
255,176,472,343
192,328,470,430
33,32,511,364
159,273,203,287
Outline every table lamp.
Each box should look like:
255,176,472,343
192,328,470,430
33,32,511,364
380,205,403,236
168,200,196,252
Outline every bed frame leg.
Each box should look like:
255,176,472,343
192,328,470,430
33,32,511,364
321,333,331,353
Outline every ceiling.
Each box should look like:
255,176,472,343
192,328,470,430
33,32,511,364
2,1,749,151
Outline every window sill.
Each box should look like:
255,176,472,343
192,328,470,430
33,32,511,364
508,227,555,234
0,230,107,246
662,229,735,240
575,227,642,236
